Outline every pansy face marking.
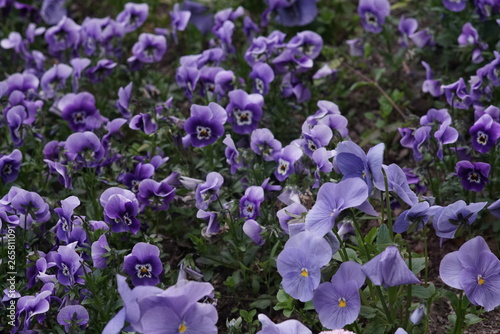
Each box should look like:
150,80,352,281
338,297,347,308
3,163,12,175
365,12,378,27
243,201,254,217
123,213,132,226
61,263,70,276
73,112,86,124
61,216,69,231
468,172,481,183
135,263,152,278
277,158,290,175
476,131,488,145
307,139,318,152
196,126,212,140
255,78,264,94
234,109,252,126
131,180,140,193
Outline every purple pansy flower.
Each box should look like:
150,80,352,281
305,178,375,236
312,147,334,189
65,131,105,167
14,289,52,332
197,210,220,236
432,200,487,239
86,59,117,83
119,163,155,193
129,113,158,135
41,0,67,25
195,172,224,210
335,141,385,193
440,236,500,311
53,195,80,243
249,62,275,95
44,16,81,54
240,186,265,220
116,82,133,118
421,61,443,97
250,128,282,161
383,163,418,206
362,246,420,288
40,63,72,98
257,314,311,334
0,149,22,184
398,16,418,47
91,234,110,269
393,201,441,234
129,33,167,64
124,242,163,286
226,89,264,135
223,134,244,174
58,92,106,132
137,179,176,211
100,187,141,234
455,161,490,192
442,0,467,12
313,262,365,330
469,114,500,154
274,144,303,182
358,0,391,33
277,202,308,234
184,102,227,147
300,123,333,157
116,2,149,33
269,0,318,27
57,305,89,332
54,243,87,287
277,231,332,302
170,3,191,43
243,219,265,246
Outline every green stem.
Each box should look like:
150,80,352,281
453,291,464,334
423,225,429,286
382,169,394,240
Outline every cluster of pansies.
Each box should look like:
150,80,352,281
0,0,500,333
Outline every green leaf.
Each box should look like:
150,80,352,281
277,289,290,303
250,296,272,310
407,257,426,275
374,68,386,82
364,227,378,245
283,309,293,317
376,224,391,245
411,285,432,299
359,305,377,319
349,81,375,92
364,323,388,334
464,314,483,325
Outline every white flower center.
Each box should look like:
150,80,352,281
135,263,153,278
476,131,488,145
277,158,290,175
196,126,212,140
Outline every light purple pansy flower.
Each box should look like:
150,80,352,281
362,246,420,288
129,113,158,135
58,92,106,132
0,149,22,184
116,2,149,33
195,172,224,210
91,234,110,269
274,144,303,182
243,219,265,246
57,305,89,332
129,33,167,64
432,200,487,239
358,0,391,33
250,128,282,161
184,102,227,147
440,236,500,311
226,89,264,135
240,186,265,220
100,187,141,234
256,313,312,334
249,62,275,95
277,231,332,302
393,201,441,234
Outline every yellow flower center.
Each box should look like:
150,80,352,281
478,275,485,285
301,268,308,277
178,323,187,333
338,298,347,308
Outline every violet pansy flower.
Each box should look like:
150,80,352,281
100,187,141,234
40,63,72,98
137,179,176,211
243,219,265,246
358,0,391,34
421,61,443,97
223,134,244,174
65,131,105,167
455,161,490,192
240,186,265,220
44,16,81,54
54,243,87,287
58,92,106,132
249,62,275,95
184,102,227,147
57,305,89,332
300,123,333,158
0,149,22,184
124,242,163,286
129,33,167,64
432,200,487,239
195,172,224,210
440,236,500,311
256,314,311,334
393,201,441,234
277,231,332,302
170,3,191,44
274,144,303,182
250,128,282,161
469,114,500,154
116,2,149,33
362,246,420,288
129,113,158,135
442,0,467,12
305,178,375,236
91,234,110,269
226,89,264,135
335,141,385,193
